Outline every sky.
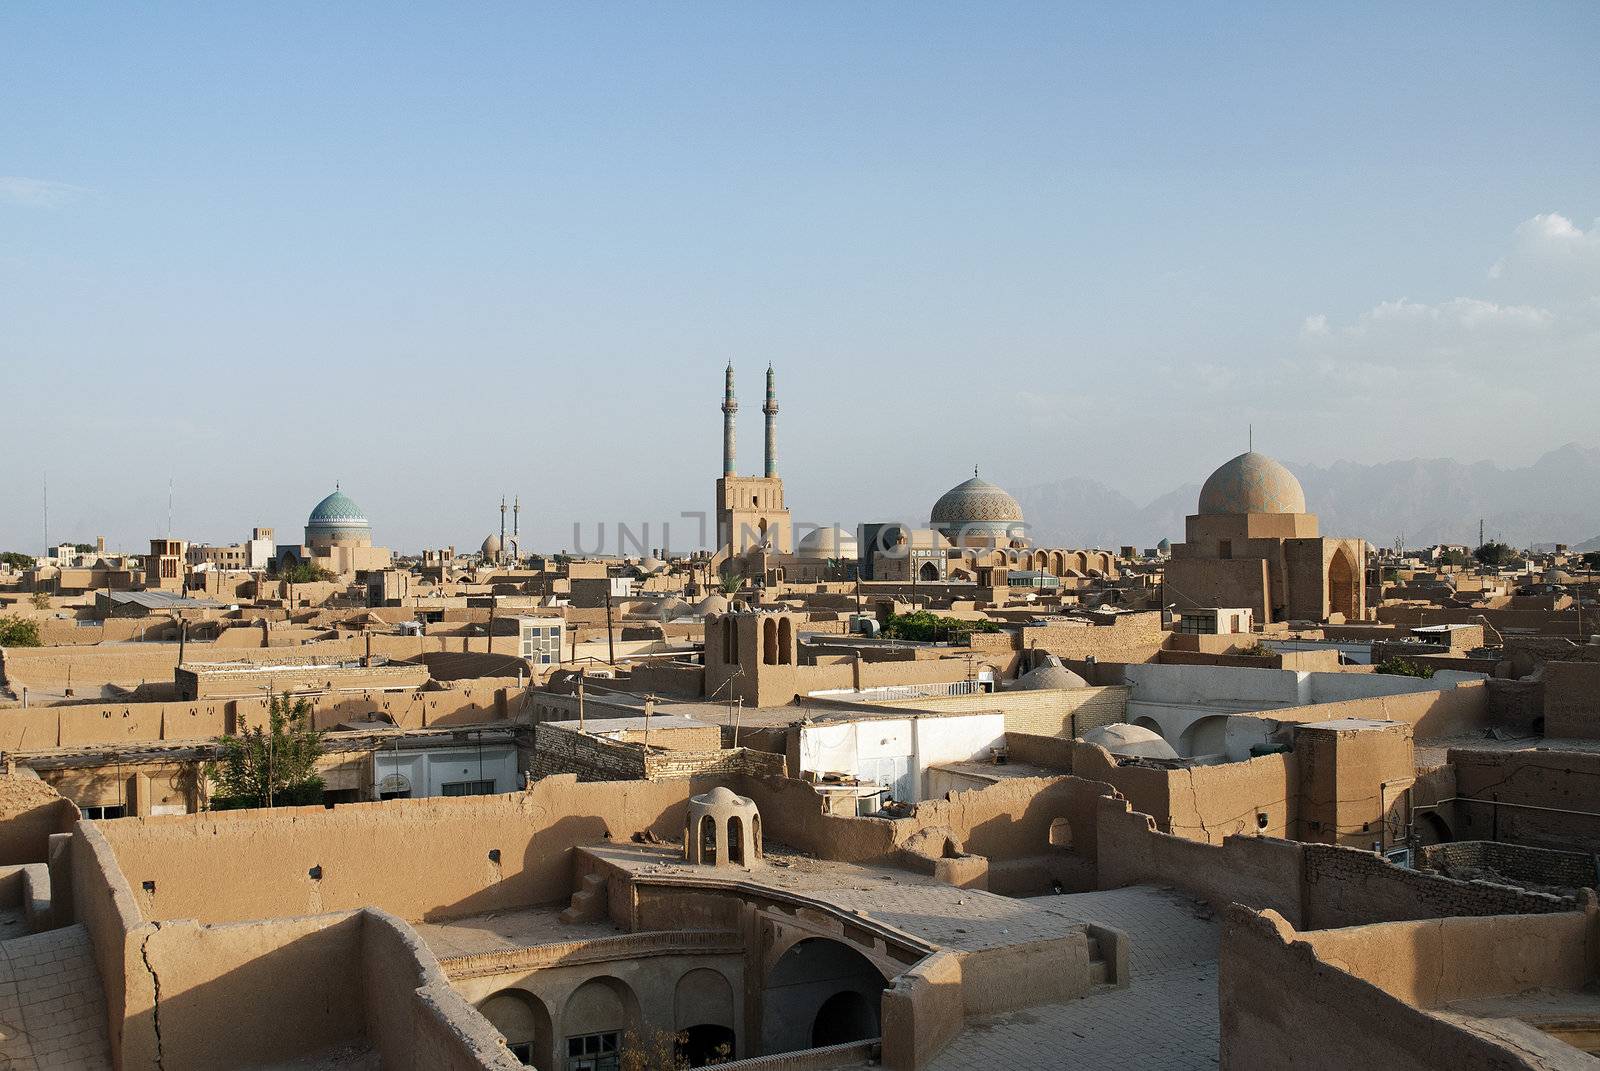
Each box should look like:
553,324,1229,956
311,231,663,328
2,3,1597,555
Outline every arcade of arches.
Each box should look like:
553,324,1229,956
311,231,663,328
471,933,888,1070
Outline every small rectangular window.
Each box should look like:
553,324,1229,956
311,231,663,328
441,780,496,797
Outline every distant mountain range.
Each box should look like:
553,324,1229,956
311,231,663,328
1005,444,1600,552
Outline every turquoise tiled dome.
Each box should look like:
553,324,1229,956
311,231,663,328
308,489,368,526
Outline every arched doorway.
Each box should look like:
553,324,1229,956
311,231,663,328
1418,812,1453,845
918,561,939,582
478,989,552,1068
1328,547,1358,621
761,938,888,1055
678,1024,736,1066
675,967,736,1065
1179,715,1229,758
811,991,877,1047
562,976,640,1071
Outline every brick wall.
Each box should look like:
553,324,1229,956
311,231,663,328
1545,660,1600,739
1300,842,1575,928
529,723,784,783
1418,840,1599,890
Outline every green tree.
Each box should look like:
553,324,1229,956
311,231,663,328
1580,551,1600,570
280,561,335,584
0,616,42,648
1375,656,1434,679
72,543,95,553
206,693,326,810
1472,541,1519,568
1437,548,1471,568
882,610,1003,642
717,570,743,595
0,552,35,570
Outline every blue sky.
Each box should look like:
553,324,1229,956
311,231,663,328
3,3,1597,553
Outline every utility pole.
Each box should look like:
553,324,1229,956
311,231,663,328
604,584,616,665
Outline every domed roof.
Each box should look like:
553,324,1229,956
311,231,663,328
1081,723,1180,760
692,786,753,808
1011,663,1088,691
307,489,369,528
796,527,859,559
930,472,1023,532
638,556,665,574
1157,538,1172,554
481,534,502,557
1197,452,1306,515
693,594,731,616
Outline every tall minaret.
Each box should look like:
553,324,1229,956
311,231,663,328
498,496,507,564
763,364,779,478
722,363,738,476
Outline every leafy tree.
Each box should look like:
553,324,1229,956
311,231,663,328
1472,541,1519,568
0,616,42,648
882,610,1003,642
0,552,35,570
1581,551,1600,570
72,543,95,553
280,561,335,584
206,693,326,809
717,570,743,595
1375,656,1434,679
28,591,50,610
1437,548,1471,568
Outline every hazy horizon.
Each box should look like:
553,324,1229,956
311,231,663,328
4,4,1597,554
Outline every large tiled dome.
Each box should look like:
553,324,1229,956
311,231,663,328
1197,452,1306,515
930,473,1023,540
306,488,372,546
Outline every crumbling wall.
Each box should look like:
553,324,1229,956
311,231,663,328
1300,843,1576,928
1095,796,1304,923
1418,840,1599,890
1071,745,1296,843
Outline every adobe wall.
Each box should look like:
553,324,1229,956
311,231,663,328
95,775,693,924
1071,745,1296,843
362,909,525,1071
1449,747,1600,853
529,722,784,783
1257,680,1491,742
1219,906,1590,1071
1544,660,1600,738
0,775,79,865
68,821,156,1070
1095,796,1304,923
139,911,366,1069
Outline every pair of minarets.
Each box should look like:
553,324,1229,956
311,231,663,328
722,364,778,478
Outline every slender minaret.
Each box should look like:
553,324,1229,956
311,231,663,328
498,496,506,564
722,364,738,476
763,364,779,478
512,496,520,560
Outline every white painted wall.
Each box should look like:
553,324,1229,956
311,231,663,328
371,743,519,799
797,713,1007,804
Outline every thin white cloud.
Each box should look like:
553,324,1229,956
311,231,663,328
0,177,88,208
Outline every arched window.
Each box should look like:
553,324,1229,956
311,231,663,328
727,815,745,865
763,617,778,664
700,814,718,864
777,618,793,664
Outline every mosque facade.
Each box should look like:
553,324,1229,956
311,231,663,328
1164,451,1368,623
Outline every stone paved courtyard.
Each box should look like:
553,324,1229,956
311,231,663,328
0,923,111,1070
927,886,1221,1070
